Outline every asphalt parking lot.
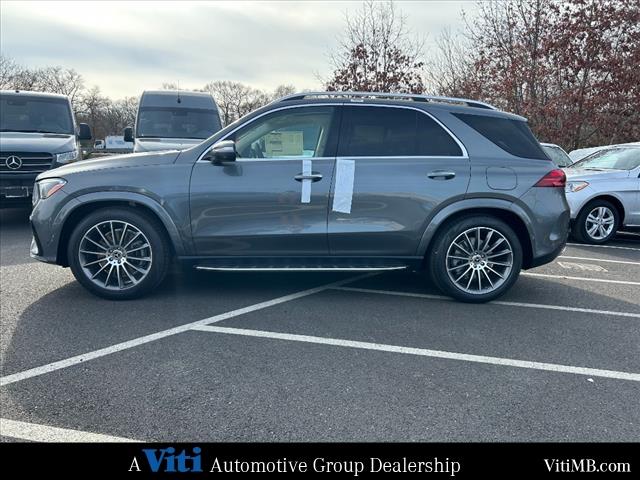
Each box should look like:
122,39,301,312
1,207,639,442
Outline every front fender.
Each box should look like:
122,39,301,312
58,191,187,256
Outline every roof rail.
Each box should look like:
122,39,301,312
276,91,497,110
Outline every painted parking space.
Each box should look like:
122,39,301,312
2,331,639,442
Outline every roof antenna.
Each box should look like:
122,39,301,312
177,81,181,104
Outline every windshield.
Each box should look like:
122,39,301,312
570,148,640,170
542,145,572,167
0,95,74,134
137,107,221,139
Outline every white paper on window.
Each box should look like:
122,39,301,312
332,159,355,214
301,159,312,203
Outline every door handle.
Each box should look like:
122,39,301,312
427,170,456,180
294,173,323,182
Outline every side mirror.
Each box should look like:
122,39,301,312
206,140,236,164
78,123,92,141
123,126,134,143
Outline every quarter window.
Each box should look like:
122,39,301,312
454,113,547,160
338,106,463,157
233,107,337,159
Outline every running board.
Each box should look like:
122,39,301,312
194,266,408,272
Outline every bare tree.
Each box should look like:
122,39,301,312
0,54,40,91
430,0,640,149
324,1,425,93
202,81,278,126
271,84,296,101
38,66,85,105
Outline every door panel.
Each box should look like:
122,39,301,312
190,158,334,255
328,105,470,257
189,105,340,256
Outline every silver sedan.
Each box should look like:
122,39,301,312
564,145,640,244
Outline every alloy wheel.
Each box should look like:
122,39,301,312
445,226,514,294
78,220,153,290
585,206,615,241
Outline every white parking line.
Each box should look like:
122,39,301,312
567,242,640,252
559,256,640,266
333,286,640,319
0,273,375,387
192,325,640,382
522,272,640,286
0,418,138,442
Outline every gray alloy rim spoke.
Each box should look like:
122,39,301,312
125,262,147,275
122,232,141,250
82,258,106,268
79,250,107,256
446,226,513,295
126,244,150,254
104,264,115,287
119,224,128,246
78,220,153,291
85,237,108,251
121,264,138,285
452,241,471,256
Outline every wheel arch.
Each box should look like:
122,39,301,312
56,192,186,267
417,200,535,269
579,194,626,225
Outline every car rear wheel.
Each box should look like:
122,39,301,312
68,208,170,299
573,200,619,244
429,216,523,303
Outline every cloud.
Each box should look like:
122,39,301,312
0,0,473,98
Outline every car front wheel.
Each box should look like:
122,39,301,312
429,216,523,303
68,207,170,299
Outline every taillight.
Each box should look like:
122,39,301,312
534,169,566,187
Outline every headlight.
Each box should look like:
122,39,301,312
566,181,589,193
37,178,67,200
55,149,79,164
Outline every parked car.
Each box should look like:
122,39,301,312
564,145,640,244
541,142,573,167
569,141,640,162
0,90,92,207
30,91,569,302
124,90,222,153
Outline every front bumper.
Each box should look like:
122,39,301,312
30,188,80,265
1,175,35,207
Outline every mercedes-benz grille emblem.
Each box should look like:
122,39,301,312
5,155,23,170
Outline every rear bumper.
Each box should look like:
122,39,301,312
529,235,567,268
516,186,570,269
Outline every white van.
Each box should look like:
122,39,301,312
124,90,222,153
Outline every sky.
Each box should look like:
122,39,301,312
0,1,477,99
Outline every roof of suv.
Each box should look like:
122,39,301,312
0,90,71,100
271,91,526,121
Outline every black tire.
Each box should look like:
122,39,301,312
67,207,170,300
428,216,523,303
572,199,619,244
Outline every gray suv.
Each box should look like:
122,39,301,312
30,92,570,302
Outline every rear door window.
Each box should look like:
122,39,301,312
454,113,547,159
338,106,463,157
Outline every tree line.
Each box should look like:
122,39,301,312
2,0,638,150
